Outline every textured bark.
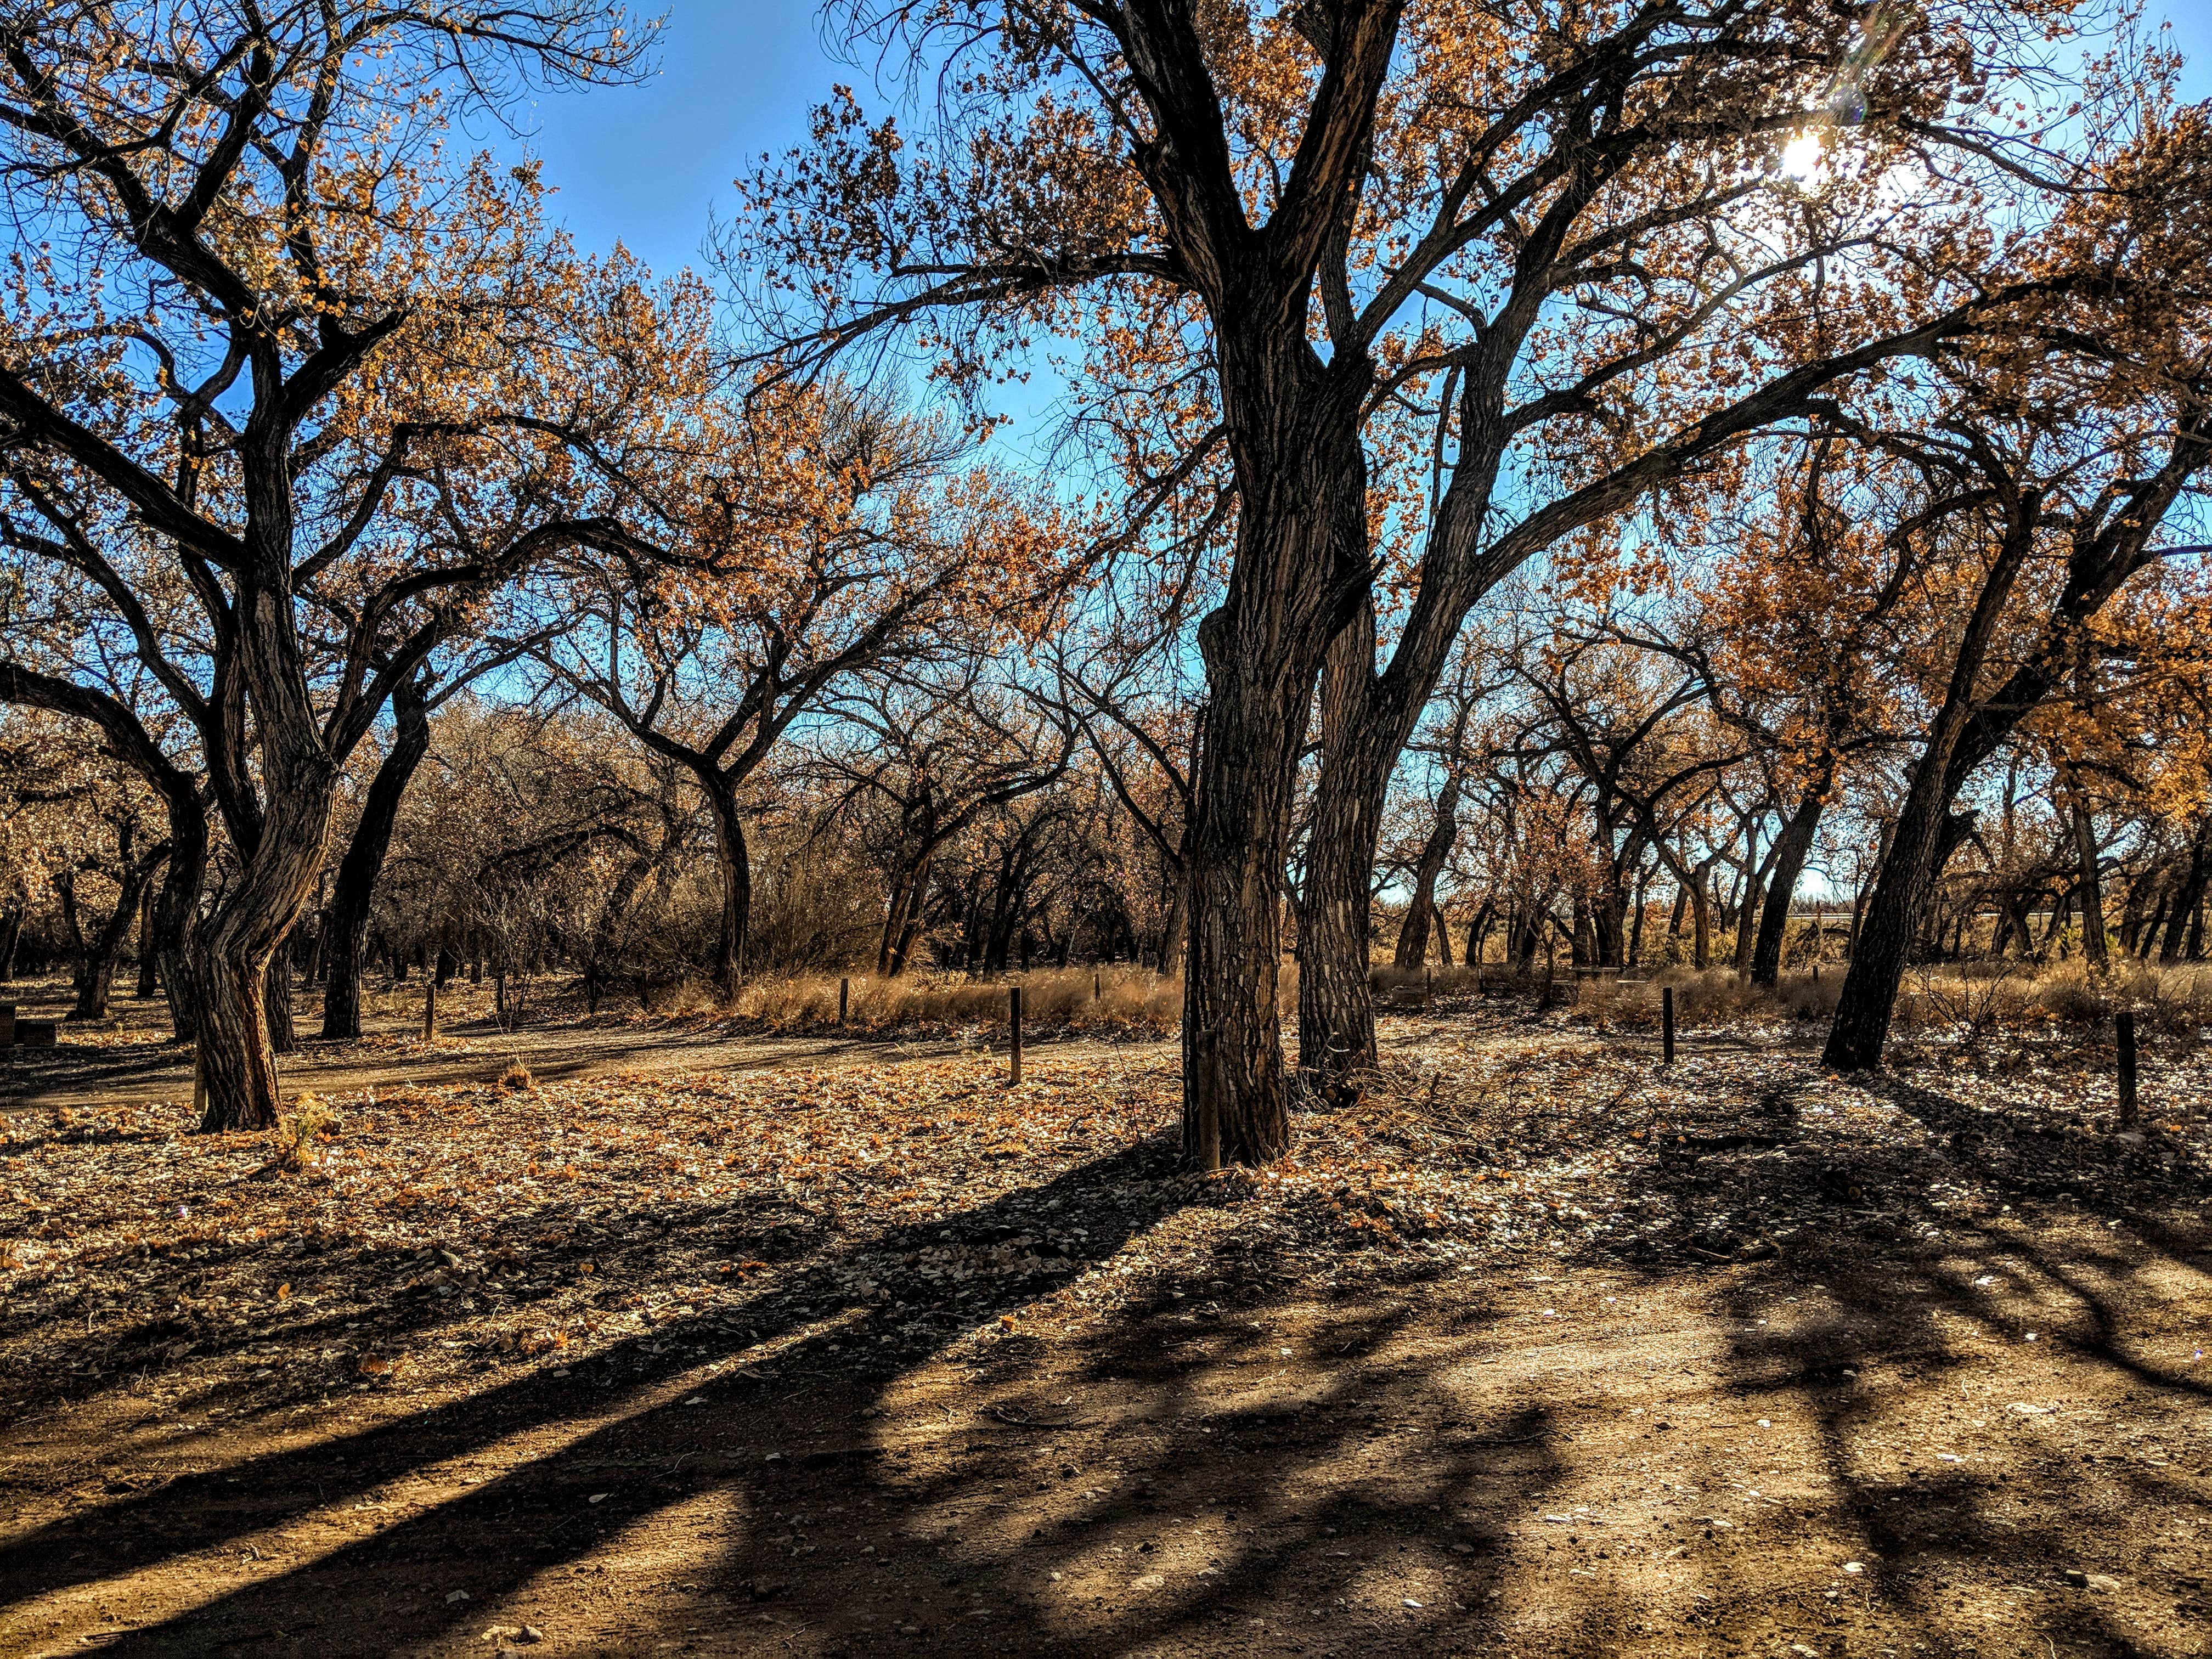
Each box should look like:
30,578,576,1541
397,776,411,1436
1298,599,1383,1077
265,952,297,1053
323,680,432,1040
704,778,752,995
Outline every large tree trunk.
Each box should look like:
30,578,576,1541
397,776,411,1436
1751,786,1827,986
193,624,343,1131
1297,599,1384,1077
322,679,432,1040
703,777,752,997
1825,514,2033,1071
1394,776,1461,969
1183,410,1369,1161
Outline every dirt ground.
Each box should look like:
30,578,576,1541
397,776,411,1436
2,983,2208,1659
0,979,996,1113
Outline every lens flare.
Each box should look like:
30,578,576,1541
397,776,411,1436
1779,133,1826,184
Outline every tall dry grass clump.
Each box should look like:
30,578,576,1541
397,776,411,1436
722,965,1181,1036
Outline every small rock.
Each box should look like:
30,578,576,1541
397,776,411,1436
1841,1561,1864,1575
447,1589,471,1604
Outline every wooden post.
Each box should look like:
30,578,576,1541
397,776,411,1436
2117,1011,2138,1127
1093,970,1101,1002
1008,986,1023,1087
1424,967,1434,1008
839,977,850,1025
1662,985,1676,1066
422,978,436,1042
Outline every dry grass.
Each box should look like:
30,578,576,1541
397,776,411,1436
1563,958,2212,1036
713,964,1182,1036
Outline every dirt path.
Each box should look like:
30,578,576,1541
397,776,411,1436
3,1007,2205,1657
0,978,1172,1113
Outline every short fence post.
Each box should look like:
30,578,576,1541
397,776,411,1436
839,977,850,1025
1093,970,1101,1002
1662,985,1676,1066
2117,1011,2138,1127
422,978,436,1042
1425,967,1434,1008
1008,986,1023,1087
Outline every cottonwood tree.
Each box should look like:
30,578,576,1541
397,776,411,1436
0,1,693,1127
0,715,168,1019
810,668,1075,977
744,0,2127,1159
1820,105,2212,1066
533,381,1076,994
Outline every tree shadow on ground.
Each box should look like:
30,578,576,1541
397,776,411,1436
5,1046,2207,1658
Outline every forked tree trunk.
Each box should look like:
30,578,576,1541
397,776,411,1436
1394,777,1460,970
1183,377,1370,1164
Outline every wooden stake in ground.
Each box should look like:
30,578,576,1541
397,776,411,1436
839,977,850,1025
2117,1010,2138,1126
1662,985,1676,1066
1009,986,1023,1087
422,979,436,1042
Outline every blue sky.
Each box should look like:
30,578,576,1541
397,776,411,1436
494,4,2212,282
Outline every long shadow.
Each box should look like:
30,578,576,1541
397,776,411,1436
17,1041,2206,1656
1676,1063,2211,1655
4,1134,1585,1658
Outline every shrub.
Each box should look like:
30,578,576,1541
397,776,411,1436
274,1092,341,1170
